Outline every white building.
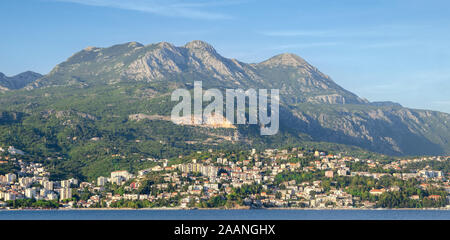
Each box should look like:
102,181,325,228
111,170,132,180
97,176,107,186
61,180,70,188
25,188,37,199
19,177,33,187
40,188,48,197
43,181,54,190
60,188,72,200
338,169,349,176
8,146,25,155
4,192,16,201
46,192,58,201
419,170,443,178
5,173,16,183
69,178,79,186
110,176,126,185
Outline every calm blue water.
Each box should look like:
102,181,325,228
0,209,449,220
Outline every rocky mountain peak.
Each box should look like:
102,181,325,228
128,41,144,48
184,40,217,53
4,40,450,156
83,46,99,51
156,41,176,49
259,53,309,67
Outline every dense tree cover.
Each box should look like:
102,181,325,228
109,198,180,208
377,191,447,208
195,184,263,208
234,184,263,196
284,155,316,166
347,161,369,172
6,199,60,209
198,195,228,208
0,162,19,175
0,80,402,181
336,175,448,208
137,173,165,195
0,106,397,182
286,141,397,163
72,187,94,202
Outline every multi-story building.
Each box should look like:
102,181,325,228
4,192,16,201
97,176,107,186
5,173,16,183
61,180,70,188
60,188,72,200
25,188,37,199
43,181,54,191
47,192,58,201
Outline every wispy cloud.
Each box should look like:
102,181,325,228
260,30,336,37
53,0,237,20
259,24,426,38
268,42,340,50
259,29,390,38
358,40,420,49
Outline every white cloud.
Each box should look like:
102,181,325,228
53,0,236,20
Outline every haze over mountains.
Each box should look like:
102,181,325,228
1,40,450,176
0,71,42,90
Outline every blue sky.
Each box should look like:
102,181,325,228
1,0,450,113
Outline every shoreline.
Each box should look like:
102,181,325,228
1,207,449,211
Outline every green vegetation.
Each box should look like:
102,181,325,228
1,40,450,182
6,199,60,209
404,160,450,173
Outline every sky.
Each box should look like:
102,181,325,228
1,0,450,113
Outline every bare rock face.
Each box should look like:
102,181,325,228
126,42,187,80
184,40,217,53
258,53,310,67
254,54,368,105
11,40,450,156
26,40,367,105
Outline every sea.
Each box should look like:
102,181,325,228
0,209,449,220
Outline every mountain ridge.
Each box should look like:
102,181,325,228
26,40,368,105
1,40,450,159
0,71,42,90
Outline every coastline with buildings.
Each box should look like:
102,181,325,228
1,146,449,210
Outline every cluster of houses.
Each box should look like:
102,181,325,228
85,148,450,209
0,160,75,206
1,145,449,209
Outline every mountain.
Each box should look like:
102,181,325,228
28,41,367,105
369,101,402,107
30,41,266,92
1,40,450,179
253,53,368,104
0,71,42,90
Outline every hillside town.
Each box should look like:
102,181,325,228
1,145,449,209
